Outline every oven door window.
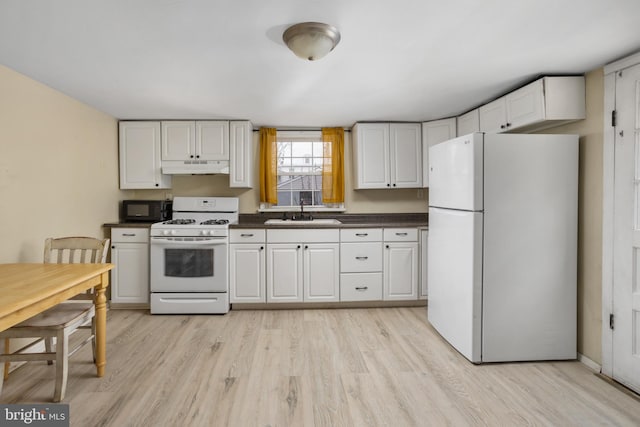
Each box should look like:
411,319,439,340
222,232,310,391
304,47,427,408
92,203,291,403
165,248,214,278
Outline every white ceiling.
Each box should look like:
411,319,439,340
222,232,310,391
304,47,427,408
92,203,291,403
1,0,640,128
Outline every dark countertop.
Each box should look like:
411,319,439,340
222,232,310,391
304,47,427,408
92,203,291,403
103,222,154,228
233,213,428,229
104,213,428,230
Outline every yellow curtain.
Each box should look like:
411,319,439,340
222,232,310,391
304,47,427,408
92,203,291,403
321,127,345,204
259,127,278,204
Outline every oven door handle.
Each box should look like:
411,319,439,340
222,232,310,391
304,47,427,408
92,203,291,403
151,237,228,246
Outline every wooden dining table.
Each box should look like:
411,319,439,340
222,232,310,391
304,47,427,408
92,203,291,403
0,263,114,377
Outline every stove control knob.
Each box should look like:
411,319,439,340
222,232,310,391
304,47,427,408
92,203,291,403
203,230,212,236
171,230,177,236
162,230,170,236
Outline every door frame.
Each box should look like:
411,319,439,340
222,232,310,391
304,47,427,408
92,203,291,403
601,50,640,378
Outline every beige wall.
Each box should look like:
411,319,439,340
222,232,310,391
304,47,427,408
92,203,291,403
0,65,121,263
537,69,604,363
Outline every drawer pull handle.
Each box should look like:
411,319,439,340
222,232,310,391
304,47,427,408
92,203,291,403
355,286,368,291
240,233,254,237
395,232,408,236
355,256,369,260
122,233,136,237
355,233,368,237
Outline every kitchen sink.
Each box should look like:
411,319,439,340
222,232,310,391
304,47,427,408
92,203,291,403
264,218,342,225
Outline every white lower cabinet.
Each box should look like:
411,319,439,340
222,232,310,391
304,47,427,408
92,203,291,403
266,229,340,303
110,228,149,304
383,228,419,301
419,229,428,299
340,228,383,301
230,229,266,303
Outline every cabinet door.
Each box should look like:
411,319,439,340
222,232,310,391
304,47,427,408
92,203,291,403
162,121,195,161
479,98,507,133
111,242,149,304
304,243,339,302
457,109,480,136
230,243,265,303
505,79,544,130
119,121,171,189
352,123,390,189
266,244,303,302
383,242,418,300
390,123,422,188
229,121,253,188
420,230,428,299
196,121,229,160
422,118,457,187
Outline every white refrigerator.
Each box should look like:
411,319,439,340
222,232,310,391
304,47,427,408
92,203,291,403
427,132,578,363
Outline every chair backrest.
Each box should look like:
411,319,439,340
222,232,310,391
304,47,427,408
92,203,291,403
44,237,110,300
44,237,110,264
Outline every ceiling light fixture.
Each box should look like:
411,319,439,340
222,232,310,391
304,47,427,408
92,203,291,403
282,22,341,61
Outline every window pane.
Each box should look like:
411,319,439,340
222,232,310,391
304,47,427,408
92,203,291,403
313,191,323,205
313,142,323,156
277,191,292,206
291,142,312,157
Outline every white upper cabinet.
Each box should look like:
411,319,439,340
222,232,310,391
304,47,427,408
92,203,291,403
162,120,229,161
119,121,171,189
479,98,508,132
196,121,229,160
352,122,422,189
389,123,422,188
422,118,457,187
478,76,585,133
229,121,253,188
456,109,480,136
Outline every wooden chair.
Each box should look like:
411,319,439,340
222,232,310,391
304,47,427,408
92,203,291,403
0,237,110,402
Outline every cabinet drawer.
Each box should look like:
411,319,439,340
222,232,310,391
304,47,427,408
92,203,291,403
111,228,149,243
230,229,266,243
267,228,339,243
340,228,382,242
340,273,383,301
383,228,418,242
341,242,382,272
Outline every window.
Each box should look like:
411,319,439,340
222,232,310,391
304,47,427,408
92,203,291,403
259,128,345,211
275,131,324,207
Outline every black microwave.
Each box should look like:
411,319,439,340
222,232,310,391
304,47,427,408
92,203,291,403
122,200,172,222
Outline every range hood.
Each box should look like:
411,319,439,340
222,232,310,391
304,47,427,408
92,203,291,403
162,160,230,175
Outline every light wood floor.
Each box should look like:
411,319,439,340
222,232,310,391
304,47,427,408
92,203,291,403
1,307,639,426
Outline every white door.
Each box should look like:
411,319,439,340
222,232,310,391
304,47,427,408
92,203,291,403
428,133,484,211
427,207,483,363
162,121,195,161
196,121,229,160
111,242,149,304
479,98,507,132
230,244,265,303
389,123,422,188
304,243,339,302
354,123,390,188
457,109,480,136
266,244,303,302
383,242,418,300
611,63,640,393
119,121,170,189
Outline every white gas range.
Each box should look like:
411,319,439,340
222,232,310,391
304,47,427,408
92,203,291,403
149,196,239,314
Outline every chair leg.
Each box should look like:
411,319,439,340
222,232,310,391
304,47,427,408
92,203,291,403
91,318,96,363
3,338,9,380
45,338,54,365
53,330,69,402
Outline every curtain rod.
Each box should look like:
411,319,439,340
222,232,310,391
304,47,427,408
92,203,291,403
252,128,351,132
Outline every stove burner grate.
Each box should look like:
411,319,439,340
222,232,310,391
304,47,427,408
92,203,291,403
200,219,229,225
163,219,196,225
